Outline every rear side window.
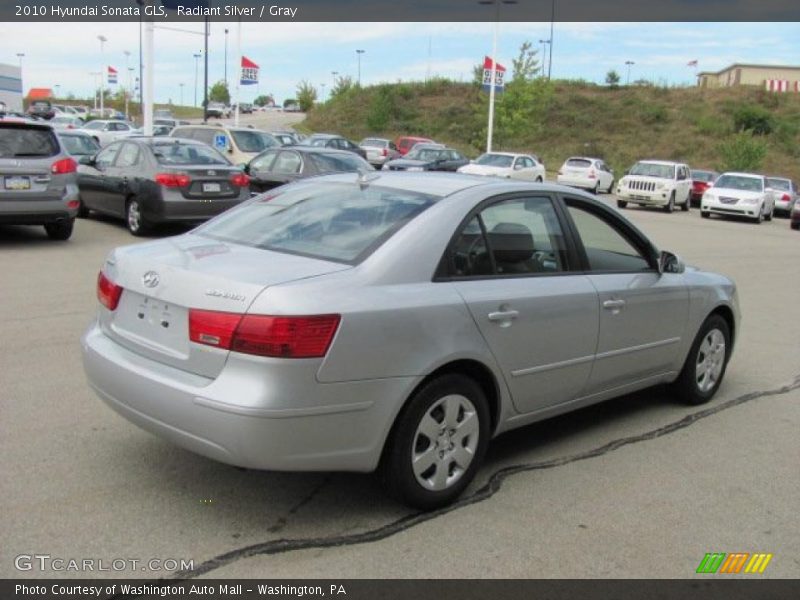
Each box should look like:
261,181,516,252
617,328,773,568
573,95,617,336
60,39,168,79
310,152,368,173
197,182,438,263
0,127,59,158
115,143,140,168
59,135,99,156
448,196,567,277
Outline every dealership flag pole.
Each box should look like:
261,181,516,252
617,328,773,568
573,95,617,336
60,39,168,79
143,4,154,136
235,20,242,126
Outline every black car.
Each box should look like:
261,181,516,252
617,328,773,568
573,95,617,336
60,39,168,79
384,145,469,172
27,101,55,120
245,146,373,193
76,137,251,235
301,134,368,159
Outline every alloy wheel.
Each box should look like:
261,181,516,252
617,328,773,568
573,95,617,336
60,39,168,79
695,328,726,393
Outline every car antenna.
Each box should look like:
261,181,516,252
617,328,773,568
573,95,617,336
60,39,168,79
357,167,380,188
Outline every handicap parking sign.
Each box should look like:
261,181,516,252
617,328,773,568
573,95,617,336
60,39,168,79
214,134,228,151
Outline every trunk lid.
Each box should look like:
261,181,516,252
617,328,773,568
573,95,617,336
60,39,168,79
100,234,351,378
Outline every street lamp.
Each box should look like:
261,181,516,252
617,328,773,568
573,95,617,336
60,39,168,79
548,0,555,79
97,35,107,115
538,39,551,77
356,50,365,85
625,60,635,85
320,83,326,102
179,83,185,106
193,52,202,107
332,71,338,88
478,0,517,153
54,84,60,99
224,28,229,88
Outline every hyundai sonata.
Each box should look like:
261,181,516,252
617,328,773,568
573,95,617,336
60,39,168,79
82,173,739,509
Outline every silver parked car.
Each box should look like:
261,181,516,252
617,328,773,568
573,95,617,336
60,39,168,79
0,120,80,239
82,174,739,509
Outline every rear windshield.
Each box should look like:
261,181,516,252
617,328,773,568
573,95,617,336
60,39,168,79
231,130,278,153
406,148,444,161
566,158,592,168
766,178,791,191
197,182,438,263
715,175,763,192
82,121,105,130
59,134,100,156
475,154,513,167
691,170,716,182
0,127,59,158
629,163,674,179
152,142,230,165
309,152,369,173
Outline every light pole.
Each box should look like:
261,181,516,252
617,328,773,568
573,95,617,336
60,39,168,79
548,0,555,80
179,83,185,106
224,28,229,88
478,0,517,153
538,39,550,77
123,50,131,119
193,52,201,107
320,83,326,102
128,67,135,114
331,71,339,91
97,35,107,115
53,84,60,99
625,60,635,85
356,49,365,85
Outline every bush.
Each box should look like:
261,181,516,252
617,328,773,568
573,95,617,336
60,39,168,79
716,133,768,172
732,104,773,135
640,104,668,125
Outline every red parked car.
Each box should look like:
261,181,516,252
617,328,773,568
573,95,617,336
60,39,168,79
690,169,719,206
395,136,434,156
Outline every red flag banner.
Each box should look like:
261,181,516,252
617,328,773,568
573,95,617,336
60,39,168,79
241,56,259,85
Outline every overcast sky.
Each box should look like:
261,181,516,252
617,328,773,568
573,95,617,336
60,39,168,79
3,21,799,105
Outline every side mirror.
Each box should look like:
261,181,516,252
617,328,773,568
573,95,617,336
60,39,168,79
78,155,95,166
659,251,685,274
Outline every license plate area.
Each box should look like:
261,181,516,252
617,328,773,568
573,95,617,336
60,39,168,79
110,291,189,359
4,176,31,190
202,182,221,193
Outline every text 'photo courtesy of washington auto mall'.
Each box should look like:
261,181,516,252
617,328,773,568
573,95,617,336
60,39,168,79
1,0,799,597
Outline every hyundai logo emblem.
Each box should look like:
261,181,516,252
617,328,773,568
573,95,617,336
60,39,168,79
142,271,160,288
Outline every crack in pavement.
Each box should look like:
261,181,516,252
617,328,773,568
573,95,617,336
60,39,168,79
111,374,800,596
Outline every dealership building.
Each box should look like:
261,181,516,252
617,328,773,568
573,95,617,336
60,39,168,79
697,63,800,90
0,63,23,111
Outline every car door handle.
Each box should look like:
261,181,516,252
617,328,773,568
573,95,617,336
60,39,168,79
603,299,626,310
487,310,519,322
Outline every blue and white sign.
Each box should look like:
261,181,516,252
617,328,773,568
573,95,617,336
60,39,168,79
213,134,228,151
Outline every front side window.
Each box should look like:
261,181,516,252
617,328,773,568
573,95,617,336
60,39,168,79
115,143,140,168
197,182,438,264
449,196,567,278
95,143,121,168
272,151,302,174
567,204,652,272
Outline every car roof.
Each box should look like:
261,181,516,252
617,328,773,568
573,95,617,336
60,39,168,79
276,146,359,156
721,172,763,177
565,156,601,162
636,159,683,166
481,151,526,158
765,175,791,181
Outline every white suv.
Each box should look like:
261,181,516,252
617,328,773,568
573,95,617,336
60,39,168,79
616,160,692,213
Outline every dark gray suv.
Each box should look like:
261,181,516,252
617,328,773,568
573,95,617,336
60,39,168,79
0,120,80,240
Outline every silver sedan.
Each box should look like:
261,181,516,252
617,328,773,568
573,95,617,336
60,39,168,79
82,173,739,509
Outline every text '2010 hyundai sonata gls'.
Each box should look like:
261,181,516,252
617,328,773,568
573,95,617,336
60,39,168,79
82,172,739,509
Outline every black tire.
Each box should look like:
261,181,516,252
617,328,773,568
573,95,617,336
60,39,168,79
671,314,731,405
791,221,800,230
681,195,690,211
764,207,773,222
76,196,89,218
536,176,543,183
753,209,763,224
606,179,615,194
380,373,490,510
125,197,150,236
592,181,600,195
701,211,710,219
617,200,628,209
663,192,675,213
44,219,74,241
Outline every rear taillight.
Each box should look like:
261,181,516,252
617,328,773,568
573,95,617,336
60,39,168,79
382,148,388,157
97,271,123,311
51,157,77,175
188,310,340,358
230,172,250,187
155,173,191,187
781,193,791,202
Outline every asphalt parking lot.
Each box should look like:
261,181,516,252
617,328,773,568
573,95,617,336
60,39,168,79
1,195,798,580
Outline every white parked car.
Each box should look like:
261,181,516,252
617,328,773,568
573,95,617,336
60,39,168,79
556,157,615,194
701,172,776,224
77,120,135,147
765,177,797,216
616,160,691,212
458,152,545,182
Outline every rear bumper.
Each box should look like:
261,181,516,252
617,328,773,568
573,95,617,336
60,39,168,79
81,321,417,472
0,188,79,224
557,175,596,189
150,196,246,222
